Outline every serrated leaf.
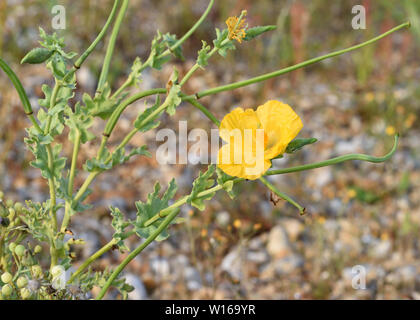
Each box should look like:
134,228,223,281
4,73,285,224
110,207,129,252
187,165,216,211
83,146,150,173
285,138,318,154
162,33,184,60
165,69,181,116
150,31,171,70
213,28,236,57
134,95,162,132
83,83,122,119
65,102,95,144
216,167,237,199
197,41,211,69
134,179,178,241
243,25,277,41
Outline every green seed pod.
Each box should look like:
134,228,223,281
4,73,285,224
1,272,12,284
14,244,26,257
34,245,42,254
14,202,23,213
1,284,13,297
17,276,28,288
31,265,43,279
21,47,53,64
8,242,16,252
20,288,31,299
0,191,4,199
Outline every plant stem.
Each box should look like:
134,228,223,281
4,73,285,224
74,0,120,69
68,229,136,284
73,171,99,203
96,208,180,300
160,0,215,60
267,134,399,176
0,57,40,128
96,0,129,94
259,176,305,214
68,238,117,283
44,80,60,133
68,132,81,196
189,22,411,99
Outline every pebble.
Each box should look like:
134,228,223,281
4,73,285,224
266,225,293,259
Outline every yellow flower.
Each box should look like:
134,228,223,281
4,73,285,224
226,11,247,43
217,100,303,180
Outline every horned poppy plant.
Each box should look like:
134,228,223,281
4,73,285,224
218,100,303,180
0,0,406,300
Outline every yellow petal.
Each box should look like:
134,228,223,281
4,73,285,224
219,107,260,142
217,143,272,180
256,100,303,159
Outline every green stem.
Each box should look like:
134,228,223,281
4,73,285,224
159,0,215,60
73,171,99,203
259,176,305,214
44,80,60,134
125,0,215,78
96,0,129,93
74,0,120,69
190,22,411,99
68,238,117,283
68,132,81,196
68,230,136,283
60,132,81,233
0,57,41,131
96,208,180,300
267,134,399,176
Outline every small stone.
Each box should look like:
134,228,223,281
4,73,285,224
280,218,304,241
150,257,171,279
266,226,293,259
184,266,202,291
220,246,244,281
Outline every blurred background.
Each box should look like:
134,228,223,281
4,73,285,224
0,0,419,299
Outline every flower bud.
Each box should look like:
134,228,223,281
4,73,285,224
1,284,13,297
14,202,23,212
34,245,42,254
20,288,31,299
14,244,26,257
21,47,53,64
8,242,16,252
1,272,12,284
17,276,28,288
